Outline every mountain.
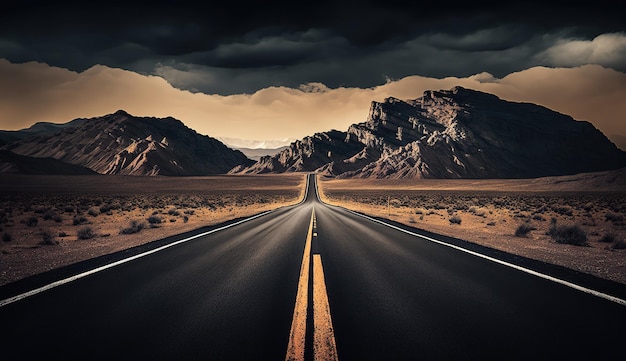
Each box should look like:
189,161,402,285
233,86,626,179
0,150,97,175
0,118,88,146
229,130,367,174
217,137,296,150
234,146,289,161
2,110,254,176
217,137,294,161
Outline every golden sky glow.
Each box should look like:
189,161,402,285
1,59,624,150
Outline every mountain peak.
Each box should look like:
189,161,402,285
2,111,253,176
420,86,500,105
234,86,626,179
113,109,131,116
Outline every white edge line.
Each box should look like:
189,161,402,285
347,208,626,307
1,174,312,308
314,178,626,307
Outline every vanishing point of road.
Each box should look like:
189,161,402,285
1,174,625,360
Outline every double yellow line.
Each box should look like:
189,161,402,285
285,207,338,361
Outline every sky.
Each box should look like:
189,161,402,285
1,1,625,149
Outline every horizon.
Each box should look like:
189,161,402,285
2,3,626,356
1,3,625,150
2,73,625,152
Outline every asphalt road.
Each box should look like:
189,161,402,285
1,174,625,360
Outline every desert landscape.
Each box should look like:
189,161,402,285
3,4,626,359
2,170,624,288
317,171,626,285
0,173,306,286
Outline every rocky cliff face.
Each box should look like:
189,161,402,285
2,110,253,176
230,130,365,174
233,86,626,178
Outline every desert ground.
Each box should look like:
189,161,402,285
317,172,626,285
1,170,625,288
0,174,306,286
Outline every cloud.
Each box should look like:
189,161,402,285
2,2,625,97
148,29,626,95
424,26,533,52
210,29,345,68
539,33,626,69
0,59,624,150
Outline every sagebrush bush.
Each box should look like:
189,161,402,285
39,229,58,245
42,210,57,221
515,223,535,237
26,216,38,227
598,232,617,243
612,239,626,250
120,220,146,235
2,232,12,242
147,215,163,224
605,212,624,223
549,224,588,246
77,226,96,240
73,216,89,225
449,215,462,225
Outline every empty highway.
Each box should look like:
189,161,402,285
1,174,625,360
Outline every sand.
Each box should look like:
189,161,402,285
1,172,625,288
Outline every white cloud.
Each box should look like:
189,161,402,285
539,32,626,68
1,59,625,150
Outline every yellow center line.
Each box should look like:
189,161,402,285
285,208,314,361
313,254,339,361
286,207,339,361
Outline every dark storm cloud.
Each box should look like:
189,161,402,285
1,1,625,94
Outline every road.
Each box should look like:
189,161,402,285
1,174,626,360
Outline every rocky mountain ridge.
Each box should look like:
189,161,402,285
0,118,88,146
1,110,253,176
233,86,626,178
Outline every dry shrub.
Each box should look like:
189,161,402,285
449,215,462,225
73,216,89,225
549,223,588,246
26,216,38,227
2,232,12,242
39,229,58,245
612,239,626,250
77,226,96,240
147,215,163,225
120,220,146,235
515,223,535,237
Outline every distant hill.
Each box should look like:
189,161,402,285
0,150,96,175
234,146,289,161
233,86,626,179
1,110,254,176
0,118,88,146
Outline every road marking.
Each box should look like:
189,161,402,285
285,209,314,361
339,207,626,307
312,174,626,307
0,174,313,309
0,209,278,308
313,254,339,361
286,207,339,361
